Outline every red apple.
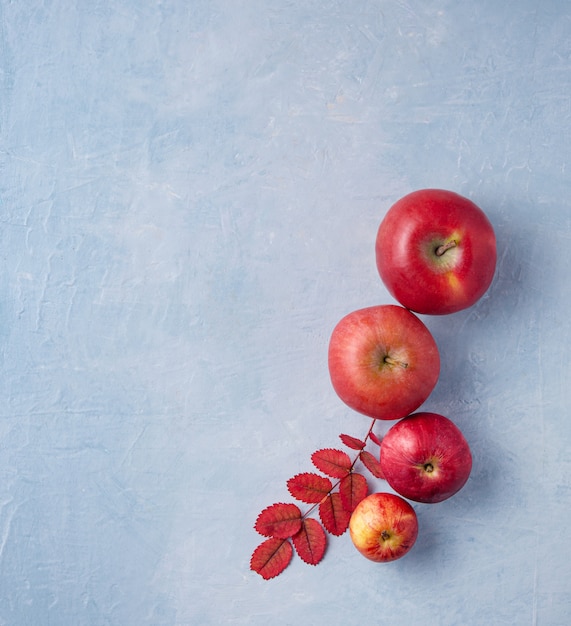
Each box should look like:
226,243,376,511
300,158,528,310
380,412,472,503
349,492,418,562
375,189,497,315
328,305,440,420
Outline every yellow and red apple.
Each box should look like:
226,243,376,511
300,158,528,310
349,492,418,562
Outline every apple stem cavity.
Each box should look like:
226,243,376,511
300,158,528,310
383,355,408,369
423,463,434,473
435,240,457,257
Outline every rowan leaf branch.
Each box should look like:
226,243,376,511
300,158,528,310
250,418,385,579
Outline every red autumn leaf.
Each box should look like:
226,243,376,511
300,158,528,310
287,473,333,504
339,433,365,450
319,492,352,536
369,431,383,447
339,472,368,513
292,518,327,566
360,450,385,479
250,537,293,580
254,503,302,538
311,448,352,479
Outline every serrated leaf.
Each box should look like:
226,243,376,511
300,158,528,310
339,472,368,513
369,431,383,447
292,518,327,565
360,450,385,479
250,537,293,580
287,473,332,504
311,448,352,479
319,492,351,536
254,503,303,538
339,433,366,450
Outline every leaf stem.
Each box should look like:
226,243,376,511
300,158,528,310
301,418,378,520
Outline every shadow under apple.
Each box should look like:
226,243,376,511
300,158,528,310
405,213,543,521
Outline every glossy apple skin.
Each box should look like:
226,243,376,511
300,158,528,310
328,305,440,420
380,412,472,503
375,189,497,315
349,492,418,562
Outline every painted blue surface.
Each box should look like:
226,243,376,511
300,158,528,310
1,1,570,624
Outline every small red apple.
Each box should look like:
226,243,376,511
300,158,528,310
349,492,418,562
328,305,440,420
375,189,497,315
380,412,472,503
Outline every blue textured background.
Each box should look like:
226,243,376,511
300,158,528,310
1,1,570,624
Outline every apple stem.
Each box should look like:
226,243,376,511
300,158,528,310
435,240,457,256
383,356,408,369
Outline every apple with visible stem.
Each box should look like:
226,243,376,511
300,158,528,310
375,189,497,315
328,305,440,420
380,412,472,503
349,492,418,562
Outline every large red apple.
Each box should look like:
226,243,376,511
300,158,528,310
380,412,472,503
375,189,497,315
349,492,418,562
328,305,440,420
